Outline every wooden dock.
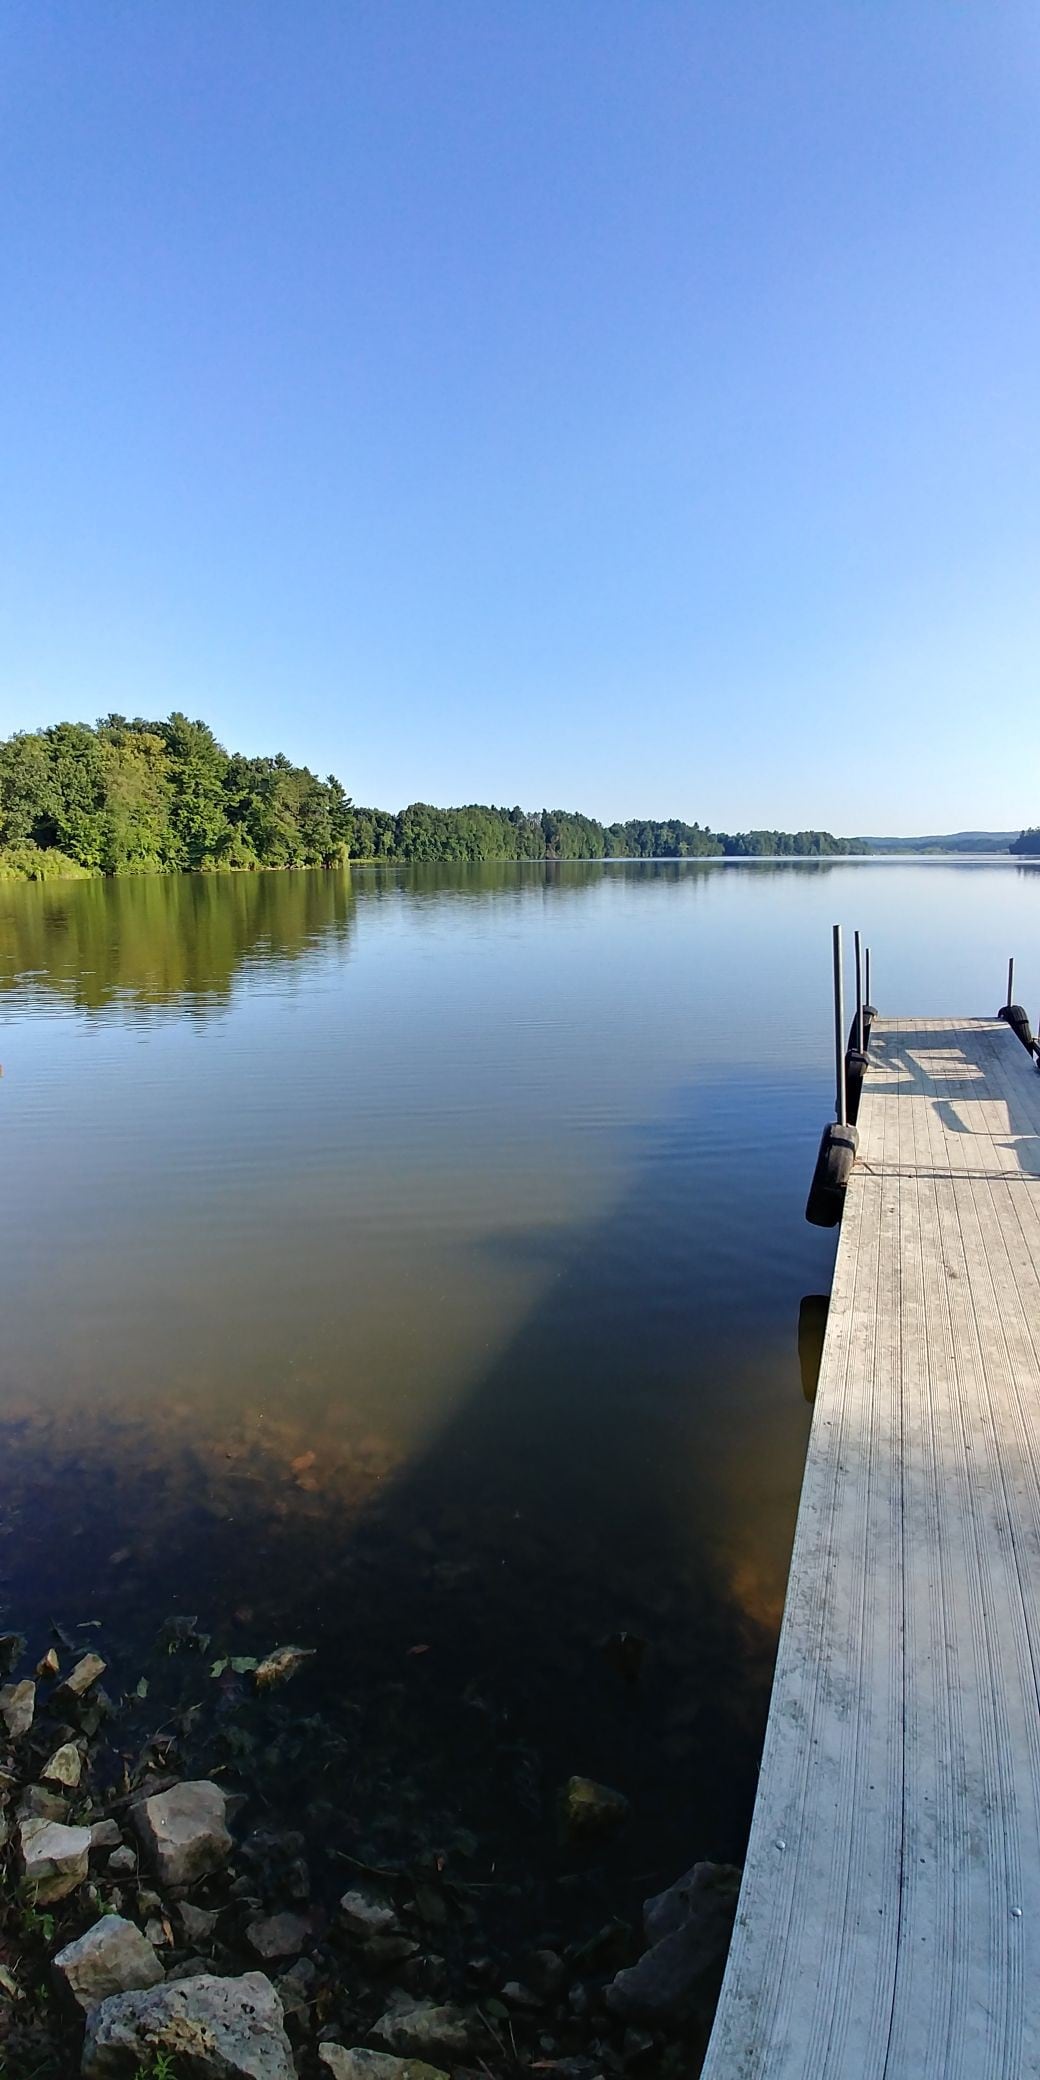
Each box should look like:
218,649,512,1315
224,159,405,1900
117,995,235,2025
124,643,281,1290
702,1017,1040,2079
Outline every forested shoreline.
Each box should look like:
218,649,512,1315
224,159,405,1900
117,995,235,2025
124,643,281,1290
0,713,868,879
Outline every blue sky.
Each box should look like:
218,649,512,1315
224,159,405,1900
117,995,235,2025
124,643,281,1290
2,2,1038,834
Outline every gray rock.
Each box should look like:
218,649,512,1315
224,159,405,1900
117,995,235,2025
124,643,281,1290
340,1886,399,1938
43,1741,82,1788
501,1980,541,2009
605,1860,741,2020
165,1954,213,1982
82,1970,295,2079
53,1915,164,2013
20,1817,92,1903
90,1819,122,1852
246,1912,309,1961
276,1957,316,2018
134,1779,232,1888
319,2050,449,2080
0,1680,35,1738
180,1901,220,1945
559,1775,630,1844
371,1995,476,2063
363,1934,419,1969
108,1846,137,1877
17,1784,68,1823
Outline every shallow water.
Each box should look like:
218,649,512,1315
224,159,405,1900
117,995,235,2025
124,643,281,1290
1,856,1037,1937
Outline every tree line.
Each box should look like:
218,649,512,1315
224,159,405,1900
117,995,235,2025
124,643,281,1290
0,713,866,878
1010,830,1040,856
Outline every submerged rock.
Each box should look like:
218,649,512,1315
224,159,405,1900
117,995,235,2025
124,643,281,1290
372,1995,476,2063
319,2049,449,2080
254,1644,316,1689
340,1886,399,1938
17,1784,68,1823
0,1631,26,1673
52,1915,164,2013
559,1775,630,1844
180,1901,220,1946
0,1679,35,1739
246,1911,310,1961
57,1652,106,1703
601,1631,648,1686
275,1955,316,2018
134,1779,232,1887
240,1824,310,1900
82,1970,294,2079
42,1741,83,1788
20,1817,92,1903
606,1860,741,2019
364,1933,419,1970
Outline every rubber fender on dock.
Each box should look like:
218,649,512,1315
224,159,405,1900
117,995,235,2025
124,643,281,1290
998,1003,1034,1053
805,1121,859,1229
845,1047,869,1125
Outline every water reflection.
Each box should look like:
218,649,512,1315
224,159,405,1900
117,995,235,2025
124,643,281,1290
0,856,850,1021
797,1295,829,1404
0,867,358,1018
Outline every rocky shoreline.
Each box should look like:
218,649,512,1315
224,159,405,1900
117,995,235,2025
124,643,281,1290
0,1621,740,2078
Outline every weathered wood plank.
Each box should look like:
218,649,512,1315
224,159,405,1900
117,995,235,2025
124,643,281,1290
701,1017,1040,2079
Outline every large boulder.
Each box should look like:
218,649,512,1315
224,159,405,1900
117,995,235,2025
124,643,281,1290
53,1915,164,2013
82,1970,295,2078
606,1859,741,2019
134,1780,232,1888
20,1817,92,1903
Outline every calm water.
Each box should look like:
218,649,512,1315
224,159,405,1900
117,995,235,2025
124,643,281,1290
2,857,1038,1937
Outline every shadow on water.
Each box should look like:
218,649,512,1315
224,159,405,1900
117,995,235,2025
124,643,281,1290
0,1079,814,1957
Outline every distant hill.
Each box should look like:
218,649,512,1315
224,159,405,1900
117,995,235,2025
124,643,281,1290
857,832,1019,855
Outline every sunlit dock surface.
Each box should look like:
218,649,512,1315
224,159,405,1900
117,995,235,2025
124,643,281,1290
703,1018,1040,2079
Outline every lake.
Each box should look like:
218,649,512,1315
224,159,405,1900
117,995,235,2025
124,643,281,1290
1,856,1038,1954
